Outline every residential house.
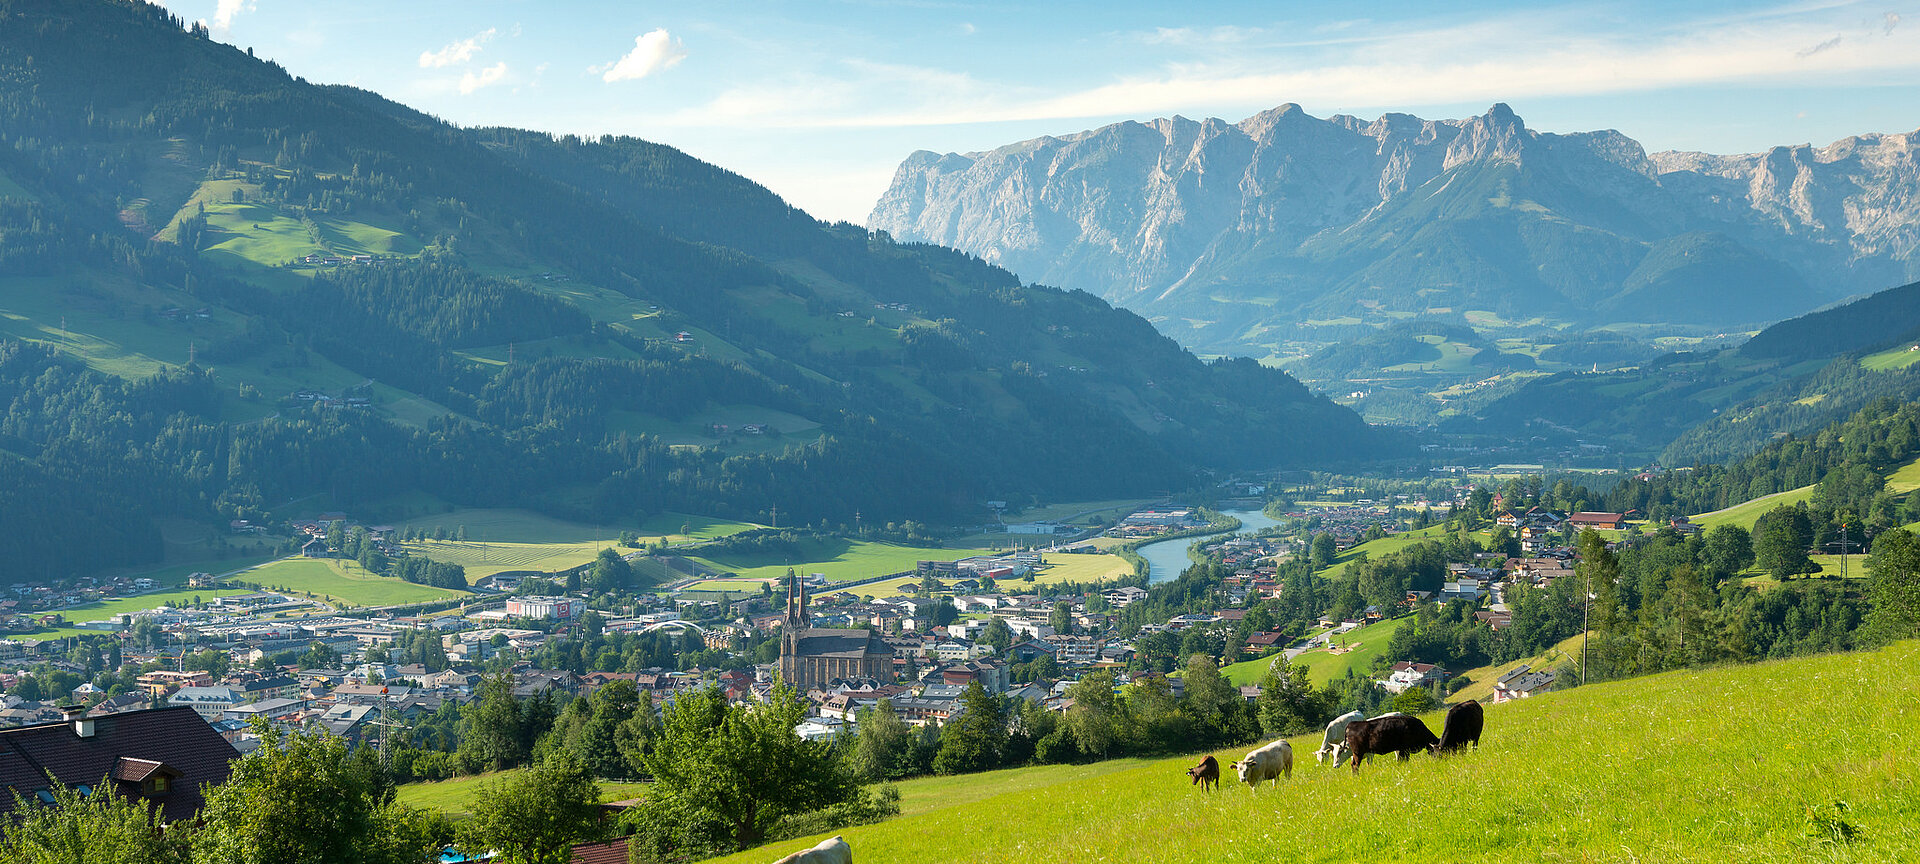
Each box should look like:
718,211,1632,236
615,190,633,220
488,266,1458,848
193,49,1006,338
0,706,238,823
1383,661,1448,694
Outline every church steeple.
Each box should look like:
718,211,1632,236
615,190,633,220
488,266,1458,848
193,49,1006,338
784,569,808,630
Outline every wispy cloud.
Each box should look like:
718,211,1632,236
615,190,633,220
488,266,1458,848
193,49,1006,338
459,62,509,94
420,28,497,68
212,0,252,33
598,29,687,82
661,3,1920,130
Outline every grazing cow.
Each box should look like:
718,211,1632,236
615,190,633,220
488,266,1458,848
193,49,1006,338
1345,715,1439,774
1433,699,1484,754
1315,710,1366,765
1229,739,1293,789
772,836,852,864
1187,754,1220,792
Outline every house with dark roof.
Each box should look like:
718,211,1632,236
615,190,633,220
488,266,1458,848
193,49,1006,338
0,706,238,823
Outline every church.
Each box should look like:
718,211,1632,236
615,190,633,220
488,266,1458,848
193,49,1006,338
777,573,893,689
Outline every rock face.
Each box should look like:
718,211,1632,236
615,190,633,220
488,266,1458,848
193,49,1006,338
870,104,1920,351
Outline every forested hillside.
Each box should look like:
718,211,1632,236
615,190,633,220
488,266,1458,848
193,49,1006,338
0,0,1378,577
1459,278,1920,462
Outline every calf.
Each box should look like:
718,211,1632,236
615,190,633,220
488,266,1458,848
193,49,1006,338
1229,739,1293,789
1433,699,1483,755
1187,754,1220,792
772,836,852,864
1315,710,1366,765
1345,715,1439,774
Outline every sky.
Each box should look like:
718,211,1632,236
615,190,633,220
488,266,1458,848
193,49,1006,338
151,0,1920,225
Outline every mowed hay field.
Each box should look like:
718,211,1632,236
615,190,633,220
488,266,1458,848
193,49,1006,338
1222,616,1412,687
718,642,1920,864
240,558,466,606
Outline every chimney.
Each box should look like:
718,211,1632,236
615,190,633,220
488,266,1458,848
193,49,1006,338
60,704,95,738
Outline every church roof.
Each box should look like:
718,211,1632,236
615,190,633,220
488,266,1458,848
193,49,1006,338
792,628,894,659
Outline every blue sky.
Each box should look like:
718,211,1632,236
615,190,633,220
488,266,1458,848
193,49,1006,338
154,1,1920,224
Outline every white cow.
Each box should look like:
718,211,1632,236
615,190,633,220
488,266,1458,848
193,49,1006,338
1228,739,1293,789
1315,710,1366,765
772,836,852,864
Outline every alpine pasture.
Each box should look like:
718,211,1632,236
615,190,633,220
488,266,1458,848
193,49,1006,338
722,641,1920,864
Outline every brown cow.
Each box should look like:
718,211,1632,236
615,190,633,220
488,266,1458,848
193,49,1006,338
1187,754,1219,792
1345,714,1439,773
1432,699,1483,754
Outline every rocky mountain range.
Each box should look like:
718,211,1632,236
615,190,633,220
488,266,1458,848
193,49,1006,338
871,104,1920,353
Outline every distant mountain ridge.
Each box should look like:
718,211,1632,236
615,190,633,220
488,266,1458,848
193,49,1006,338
871,104,1920,352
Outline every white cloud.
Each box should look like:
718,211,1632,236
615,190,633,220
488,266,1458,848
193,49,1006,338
662,4,1920,131
420,28,497,68
459,62,509,95
212,0,252,32
599,29,687,82
1887,12,1902,35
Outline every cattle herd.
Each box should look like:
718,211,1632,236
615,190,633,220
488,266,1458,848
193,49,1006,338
1193,699,1486,793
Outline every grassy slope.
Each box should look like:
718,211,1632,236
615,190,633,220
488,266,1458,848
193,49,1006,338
719,642,1920,864
1316,525,1452,581
1449,632,1588,703
237,557,466,606
1860,345,1920,371
1691,484,1818,531
1223,616,1412,686
1887,454,1920,495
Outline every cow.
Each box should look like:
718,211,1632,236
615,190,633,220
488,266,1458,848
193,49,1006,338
772,836,852,864
1229,739,1293,789
1315,710,1366,765
1345,714,1439,773
1433,699,1484,755
1187,754,1220,792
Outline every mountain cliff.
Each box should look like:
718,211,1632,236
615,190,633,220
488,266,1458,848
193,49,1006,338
871,104,1920,353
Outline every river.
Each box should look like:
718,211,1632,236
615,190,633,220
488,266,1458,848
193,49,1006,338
1139,508,1284,584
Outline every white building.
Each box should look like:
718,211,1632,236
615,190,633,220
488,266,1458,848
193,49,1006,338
506,596,578,620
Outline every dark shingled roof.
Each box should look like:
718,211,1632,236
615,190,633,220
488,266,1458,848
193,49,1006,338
0,706,238,823
792,628,895,659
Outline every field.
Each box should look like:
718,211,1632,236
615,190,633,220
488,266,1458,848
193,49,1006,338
1691,484,1818,531
3,555,278,641
392,510,761,581
1316,525,1453,580
236,557,467,606
681,539,1002,585
399,540,620,582
717,641,1920,864
1888,454,1920,495
395,772,651,818
1223,616,1412,687
1860,345,1920,371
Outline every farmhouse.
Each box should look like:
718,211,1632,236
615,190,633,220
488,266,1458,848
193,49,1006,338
1569,511,1627,530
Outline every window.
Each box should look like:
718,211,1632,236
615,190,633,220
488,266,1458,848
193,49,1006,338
74,784,91,798
32,788,54,805
148,775,170,794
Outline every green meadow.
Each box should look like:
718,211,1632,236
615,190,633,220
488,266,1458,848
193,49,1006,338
395,772,651,818
1860,345,1920,371
1315,525,1453,580
1222,615,1412,687
1691,485,1819,531
238,557,467,606
720,641,1920,864
681,539,1002,585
